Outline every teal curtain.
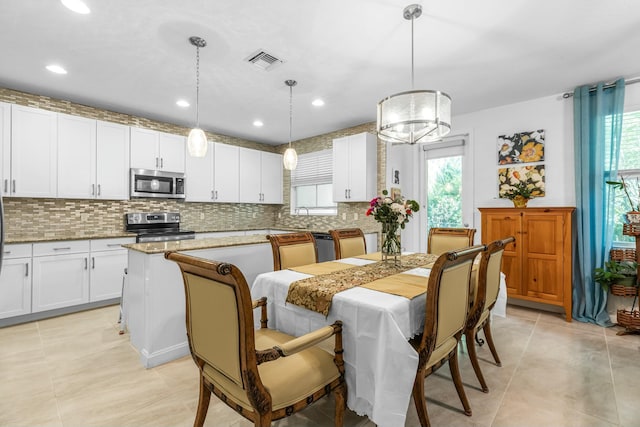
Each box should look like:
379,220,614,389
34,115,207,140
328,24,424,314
572,78,625,326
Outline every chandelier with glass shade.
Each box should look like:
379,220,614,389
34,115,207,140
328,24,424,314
377,4,451,144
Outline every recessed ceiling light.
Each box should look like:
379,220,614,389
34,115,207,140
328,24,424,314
312,99,325,107
46,64,67,74
61,0,90,14
176,99,190,108
253,120,264,127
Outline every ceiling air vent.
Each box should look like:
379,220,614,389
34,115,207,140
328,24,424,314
244,49,284,71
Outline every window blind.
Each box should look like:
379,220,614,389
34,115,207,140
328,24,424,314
291,149,333,186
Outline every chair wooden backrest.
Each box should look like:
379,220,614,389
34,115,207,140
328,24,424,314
427,227,476,255
329,228,366,259
415,245,485,366
467,237,514,330
267,232,318,270
165,251,346,427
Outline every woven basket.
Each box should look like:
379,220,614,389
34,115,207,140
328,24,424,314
617,309,640,329
610,284,640,297
610,248,637,262
623,223,640,236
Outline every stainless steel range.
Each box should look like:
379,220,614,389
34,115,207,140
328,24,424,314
125,212,196,243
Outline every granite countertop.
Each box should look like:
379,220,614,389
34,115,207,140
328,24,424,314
123,234,270,255
6,231,137,244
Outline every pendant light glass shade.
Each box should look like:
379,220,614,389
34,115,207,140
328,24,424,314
283,147,298,170
187,128,208,157
377,4,451,144
187,36,208,157
283,79,298,170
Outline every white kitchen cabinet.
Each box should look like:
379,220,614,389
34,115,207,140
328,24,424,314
32,241,90,313
96,121,130,200
8,105,57,198
57,113,96,198
130,127,185,173
185,141,214,202
0,244,32,319
238,147,283,204
332,132,377,202
89,238,133,302
0,102,9,189
58,117,130,200
214,143,240,203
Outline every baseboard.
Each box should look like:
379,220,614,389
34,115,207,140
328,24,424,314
139,342,190,368
0,298,120,328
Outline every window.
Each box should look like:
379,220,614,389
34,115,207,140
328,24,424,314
290,149,336,215
611,110,640,245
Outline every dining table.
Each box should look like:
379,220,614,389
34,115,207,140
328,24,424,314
250,252,507,427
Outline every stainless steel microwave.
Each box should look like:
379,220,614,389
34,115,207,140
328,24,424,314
130,169,186,199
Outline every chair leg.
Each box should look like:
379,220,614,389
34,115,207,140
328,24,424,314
412,369,430,427
334,382,347,427
465,329,489,393
448,351,472,416
194,376,211,427
483,320,502,367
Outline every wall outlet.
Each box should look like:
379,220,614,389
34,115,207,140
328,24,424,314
253,212,257,219
353,213,358,220
200,213,205,220
278,212,281,219
342,213,347,220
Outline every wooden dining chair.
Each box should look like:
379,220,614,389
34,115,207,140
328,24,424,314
427,227,476,255
328,228,366,259
410,244,485,427
164,251,347,427
267,232,318,270
464,236,514,392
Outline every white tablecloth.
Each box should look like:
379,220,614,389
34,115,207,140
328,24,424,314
250,257,507,427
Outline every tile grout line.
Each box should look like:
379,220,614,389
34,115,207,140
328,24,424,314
36,319,65,427
604,329,621,426
489,312,539,426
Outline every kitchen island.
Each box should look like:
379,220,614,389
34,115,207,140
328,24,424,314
123,234,273,368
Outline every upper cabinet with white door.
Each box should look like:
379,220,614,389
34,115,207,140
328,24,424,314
0,102,10,192
57,117,130,200
130,127,185,173
185,142,240,203
185,141,215,202
332,132,377,202
238,147,283,204
7,105,58,198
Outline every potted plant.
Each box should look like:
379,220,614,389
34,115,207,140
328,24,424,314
607,176,640,223
502,182,534,208
593,260,638,291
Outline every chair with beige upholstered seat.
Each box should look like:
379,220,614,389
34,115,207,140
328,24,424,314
410,244,485,427
427,227,476,255
464,236,514,392
329,228,367,259
164,251,347,427
267,232,318,271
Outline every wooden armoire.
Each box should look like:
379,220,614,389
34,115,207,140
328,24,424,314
479,207,575,322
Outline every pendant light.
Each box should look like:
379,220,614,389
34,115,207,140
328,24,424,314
376,4,451,144
187,36,208,157
283,79,298,170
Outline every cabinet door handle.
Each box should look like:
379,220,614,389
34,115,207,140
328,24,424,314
345,189,348,199
160,158,164,168
53,247,72,251
91,184,95,195
84,258,88,270
12,180,15,193
155,157,159,168
215,190,218,200
92,257,95,269
107,244,122,248
348,189,351,199
25,263,29,277
97,184,101,196
3,250,10,255
3,179,6,193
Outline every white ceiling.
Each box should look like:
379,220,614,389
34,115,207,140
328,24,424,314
1,0,639,146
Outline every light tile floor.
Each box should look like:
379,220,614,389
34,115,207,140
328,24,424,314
1,304,638,427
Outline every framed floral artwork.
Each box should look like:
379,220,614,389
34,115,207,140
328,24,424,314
498,165,545,199
497,130,545,165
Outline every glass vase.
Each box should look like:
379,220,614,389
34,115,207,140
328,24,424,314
381,221,401,265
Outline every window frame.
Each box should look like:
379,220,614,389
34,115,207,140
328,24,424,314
289,149,337,216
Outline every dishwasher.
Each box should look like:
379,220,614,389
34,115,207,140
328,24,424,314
313,233,335,262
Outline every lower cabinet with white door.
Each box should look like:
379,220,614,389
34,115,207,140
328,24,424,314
32,240,91,313
89,238,133,302
0,244,33,319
